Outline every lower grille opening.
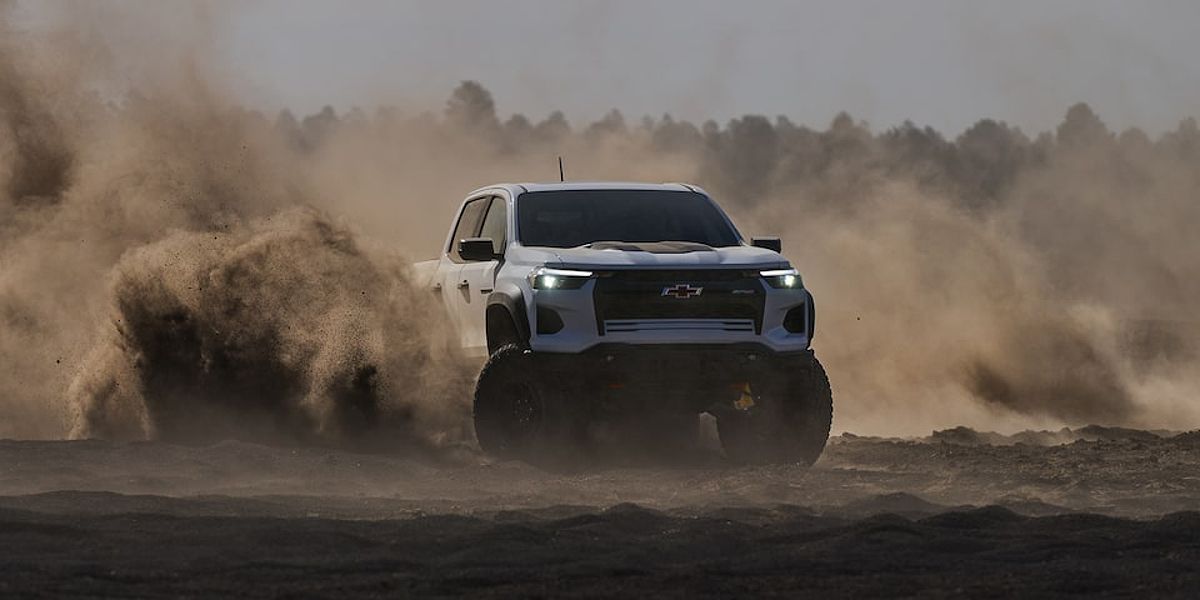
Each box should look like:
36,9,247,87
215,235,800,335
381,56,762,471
604,318,755,334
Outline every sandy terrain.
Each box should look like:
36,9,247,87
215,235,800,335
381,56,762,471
3,426,1200,597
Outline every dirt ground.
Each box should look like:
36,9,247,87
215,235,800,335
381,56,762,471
2,426,1200,597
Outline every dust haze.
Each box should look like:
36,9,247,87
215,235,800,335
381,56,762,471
1,3,1199,443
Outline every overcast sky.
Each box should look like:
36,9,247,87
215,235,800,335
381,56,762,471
26,0,1200,136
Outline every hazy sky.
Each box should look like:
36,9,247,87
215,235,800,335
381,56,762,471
25,0,1200,135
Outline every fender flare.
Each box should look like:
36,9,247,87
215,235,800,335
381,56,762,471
806,289,816,345
486,291,531,352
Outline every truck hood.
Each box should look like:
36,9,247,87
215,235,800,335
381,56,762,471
510,242,789,270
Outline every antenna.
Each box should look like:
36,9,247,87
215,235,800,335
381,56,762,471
558,156,565,182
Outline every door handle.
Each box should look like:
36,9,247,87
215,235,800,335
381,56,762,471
431,282,442,291
457,280,470,289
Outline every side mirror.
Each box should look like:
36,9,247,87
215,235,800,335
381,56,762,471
459,237,500,261
751,237,782,253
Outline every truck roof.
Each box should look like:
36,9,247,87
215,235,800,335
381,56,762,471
466,182,706,197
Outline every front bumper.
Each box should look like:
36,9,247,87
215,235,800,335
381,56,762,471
536,342,809,372
534,343,813,414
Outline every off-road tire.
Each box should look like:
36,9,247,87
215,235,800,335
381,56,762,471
473,344,581,463
716,352,833,465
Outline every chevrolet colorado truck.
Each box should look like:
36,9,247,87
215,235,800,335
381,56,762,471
414,182,832,464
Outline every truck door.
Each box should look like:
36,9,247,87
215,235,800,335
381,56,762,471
440,196,490,351
458,195,507,356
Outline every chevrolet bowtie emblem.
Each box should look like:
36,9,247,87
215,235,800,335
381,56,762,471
662,284,704,298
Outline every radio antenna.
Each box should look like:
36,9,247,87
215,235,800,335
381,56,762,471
558,156,565,182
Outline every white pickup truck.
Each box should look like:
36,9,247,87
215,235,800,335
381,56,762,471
414,182,832,464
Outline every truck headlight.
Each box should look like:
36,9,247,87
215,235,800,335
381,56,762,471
761,268,803,289
530,267,593,290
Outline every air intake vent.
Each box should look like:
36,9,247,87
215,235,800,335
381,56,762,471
603,319,755,334
536,306,564,334
784,305,806,334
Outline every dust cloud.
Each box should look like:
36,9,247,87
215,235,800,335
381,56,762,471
67,208,472,448
0,3,474,445
1,3,1198,442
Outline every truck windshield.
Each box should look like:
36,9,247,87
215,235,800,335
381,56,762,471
516,190,741,248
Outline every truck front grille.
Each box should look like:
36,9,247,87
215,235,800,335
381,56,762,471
592,269,766,335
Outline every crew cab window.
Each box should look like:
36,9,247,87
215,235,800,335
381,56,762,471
449,197,488,261
516,190,741,248
478,196,507,255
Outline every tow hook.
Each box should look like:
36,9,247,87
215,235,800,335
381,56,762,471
733,382,755,411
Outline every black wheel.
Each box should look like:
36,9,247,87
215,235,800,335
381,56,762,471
473,344,579,462
716,352,833,465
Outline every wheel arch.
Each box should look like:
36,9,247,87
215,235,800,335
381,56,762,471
486,291,531,354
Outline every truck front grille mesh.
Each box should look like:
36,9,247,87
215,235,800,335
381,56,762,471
592,269,766,335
